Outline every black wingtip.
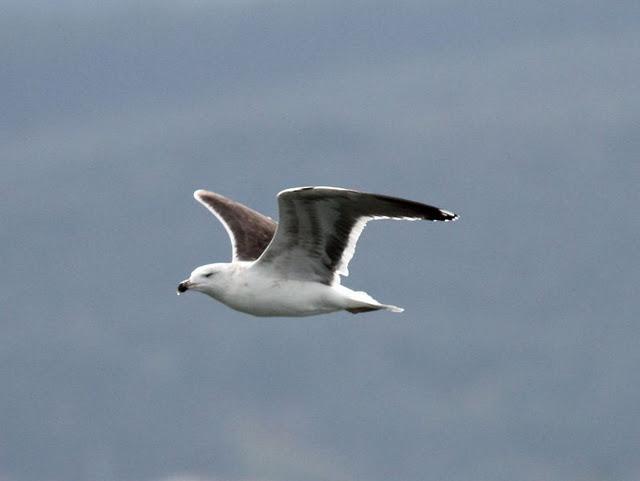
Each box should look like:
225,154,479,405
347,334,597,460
439,209,459,222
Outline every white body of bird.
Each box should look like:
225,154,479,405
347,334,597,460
177,186,457,317
180,261,402,317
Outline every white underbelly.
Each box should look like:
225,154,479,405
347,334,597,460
219,276,347,317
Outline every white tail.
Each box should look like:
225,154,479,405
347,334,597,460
345,290,404,314
380,304,404,313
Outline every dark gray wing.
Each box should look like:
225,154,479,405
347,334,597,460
194,189,277,261
254,186,458,284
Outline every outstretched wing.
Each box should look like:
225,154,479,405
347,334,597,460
254,186,457,284
194,189,277,261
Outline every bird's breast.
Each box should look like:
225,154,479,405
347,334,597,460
218,270,338,317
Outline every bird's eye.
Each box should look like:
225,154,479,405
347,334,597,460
203,272,213,278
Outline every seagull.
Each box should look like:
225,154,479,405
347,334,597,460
177,186,458,317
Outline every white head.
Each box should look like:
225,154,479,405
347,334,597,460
177,263,230,299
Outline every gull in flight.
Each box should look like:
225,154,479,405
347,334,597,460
177,187,457,317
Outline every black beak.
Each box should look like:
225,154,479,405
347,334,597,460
177,280,191,294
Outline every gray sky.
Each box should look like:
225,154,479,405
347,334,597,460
2,1,639,481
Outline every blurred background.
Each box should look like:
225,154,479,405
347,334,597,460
2,1,639,480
